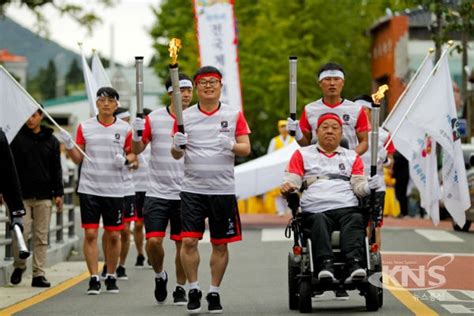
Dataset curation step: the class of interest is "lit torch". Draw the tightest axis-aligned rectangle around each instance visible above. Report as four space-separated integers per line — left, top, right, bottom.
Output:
289 56 297 137
169 38 185 149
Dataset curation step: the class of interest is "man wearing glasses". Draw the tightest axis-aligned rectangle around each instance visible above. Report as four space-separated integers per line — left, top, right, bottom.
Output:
171 66 251 314
59 87 133 295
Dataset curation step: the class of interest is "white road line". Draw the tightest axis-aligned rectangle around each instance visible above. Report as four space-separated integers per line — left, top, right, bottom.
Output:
382 251 474 257
261 228 290 242
414 229 464 242
440 304 473 314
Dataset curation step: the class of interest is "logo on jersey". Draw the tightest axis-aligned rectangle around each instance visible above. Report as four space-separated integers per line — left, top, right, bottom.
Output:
115 133 121 140
342 114 350 122
339 163 346 171
220 120 230 132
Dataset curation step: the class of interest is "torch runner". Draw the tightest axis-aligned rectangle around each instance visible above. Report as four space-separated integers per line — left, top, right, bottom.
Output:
289 56 298 137
169 38 185 149
135 56 144 137
369 84 388 244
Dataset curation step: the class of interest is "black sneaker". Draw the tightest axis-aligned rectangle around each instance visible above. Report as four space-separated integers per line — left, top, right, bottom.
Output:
346 258 367 282
100 264 107 280
32 276 51 288
105 276 119 293
334 289 349 300
135 254 145 267
116 266 128 280
187 289 202 314
154 272 168 303
206 292 223 314
87 277 101 295
173 286 187 305
10 267 25 285
317 259 335 281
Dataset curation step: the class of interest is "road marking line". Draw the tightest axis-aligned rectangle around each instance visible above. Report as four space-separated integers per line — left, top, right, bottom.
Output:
414 229 463 242
261 228 288 242
440 304 473 314
384 273 438 316
0 264 103 316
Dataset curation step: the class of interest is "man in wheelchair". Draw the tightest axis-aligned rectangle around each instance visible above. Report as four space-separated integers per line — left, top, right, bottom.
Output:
281 113 382 309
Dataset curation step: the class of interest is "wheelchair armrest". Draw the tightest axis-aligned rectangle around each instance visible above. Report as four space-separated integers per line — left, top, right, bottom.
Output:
287 192 300 217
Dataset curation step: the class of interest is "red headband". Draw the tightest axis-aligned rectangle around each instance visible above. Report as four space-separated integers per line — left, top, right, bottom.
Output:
194 72 222 84
317 113 342 127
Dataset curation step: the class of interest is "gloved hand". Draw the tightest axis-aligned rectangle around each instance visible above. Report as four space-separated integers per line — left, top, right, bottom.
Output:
365 174 382 194
287 117 303 141
132 117 145 142
173 132 188 151
114 154 127 168
59 129 74 150
377 148 388 166
10 216 24 232
218 134 235 151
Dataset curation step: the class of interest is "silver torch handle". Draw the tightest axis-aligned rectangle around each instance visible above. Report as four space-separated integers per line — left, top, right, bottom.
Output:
13 224 30 260
135 56 144 136
289 56 297 137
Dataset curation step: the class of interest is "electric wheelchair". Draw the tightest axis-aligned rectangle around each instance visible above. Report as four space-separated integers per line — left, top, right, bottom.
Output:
285 190 383 313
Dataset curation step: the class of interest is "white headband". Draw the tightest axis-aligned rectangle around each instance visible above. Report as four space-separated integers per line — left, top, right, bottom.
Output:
167 79 194 93
354 99 372 109
116 111 130 119
318 70 345 81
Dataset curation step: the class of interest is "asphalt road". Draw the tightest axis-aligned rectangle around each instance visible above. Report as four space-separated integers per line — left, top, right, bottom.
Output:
15 226 474 315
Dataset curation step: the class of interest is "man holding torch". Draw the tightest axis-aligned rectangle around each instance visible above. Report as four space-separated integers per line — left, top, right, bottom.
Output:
59 87 131 295
131 73 193 305
287 62 369 155
171 66 251 314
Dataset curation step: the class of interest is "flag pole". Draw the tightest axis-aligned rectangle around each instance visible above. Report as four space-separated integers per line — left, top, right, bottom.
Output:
384 42 454 150
382 48 434 129
0 65 91 161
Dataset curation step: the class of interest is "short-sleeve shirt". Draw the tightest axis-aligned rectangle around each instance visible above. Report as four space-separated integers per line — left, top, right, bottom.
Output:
173 102 251 195
299 99 369 149
287 145 364 213
76 116 131 197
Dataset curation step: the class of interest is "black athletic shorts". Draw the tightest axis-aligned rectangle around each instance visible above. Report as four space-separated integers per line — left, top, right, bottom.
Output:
143 196 182 241
79 193 124 231
123 195 136 223
180 191 242 244
135 191 146 221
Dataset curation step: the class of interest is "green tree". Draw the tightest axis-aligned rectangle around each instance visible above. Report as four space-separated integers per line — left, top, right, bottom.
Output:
37 59 57 100
65 58 82 85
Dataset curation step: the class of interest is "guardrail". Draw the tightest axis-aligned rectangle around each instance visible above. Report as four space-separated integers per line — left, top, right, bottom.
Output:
0 172 77 261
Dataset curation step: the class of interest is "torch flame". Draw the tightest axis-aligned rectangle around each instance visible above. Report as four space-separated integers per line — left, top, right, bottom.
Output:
168 38 182 65
371 84 389 105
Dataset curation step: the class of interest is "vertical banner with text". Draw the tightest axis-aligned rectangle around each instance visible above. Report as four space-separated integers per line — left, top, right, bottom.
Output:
194 0 242 109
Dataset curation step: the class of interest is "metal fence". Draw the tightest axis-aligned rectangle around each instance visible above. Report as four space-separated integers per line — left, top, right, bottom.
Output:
0 172 77 261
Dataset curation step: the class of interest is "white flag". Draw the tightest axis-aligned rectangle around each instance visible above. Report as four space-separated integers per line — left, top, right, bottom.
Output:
0 66 38 143
80 47 99 116
384 57 441 223
400 52 470 226
91 51 111 88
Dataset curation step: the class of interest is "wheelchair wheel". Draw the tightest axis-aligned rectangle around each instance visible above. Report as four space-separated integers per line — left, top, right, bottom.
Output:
374 253 383 307
299 278 312 313
288 253 300 310
365 282 380 311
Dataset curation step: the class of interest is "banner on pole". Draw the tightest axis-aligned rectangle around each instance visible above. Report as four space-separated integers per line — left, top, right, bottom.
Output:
193 0 242 109
0 66 38 143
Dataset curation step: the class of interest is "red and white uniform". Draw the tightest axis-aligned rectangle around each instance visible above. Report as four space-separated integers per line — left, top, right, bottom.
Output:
299 99 369 149
287 144 364 213
132 147 151 193
173 103 251 195
76 117 131 197
141 107 183 200
361 129 395 192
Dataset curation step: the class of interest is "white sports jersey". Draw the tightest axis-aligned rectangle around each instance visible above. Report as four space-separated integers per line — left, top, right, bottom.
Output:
300 99 369 150
76 117 131 197
132 146 151 192
176 103 250 195
143 107 184 200
287 145 364 214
